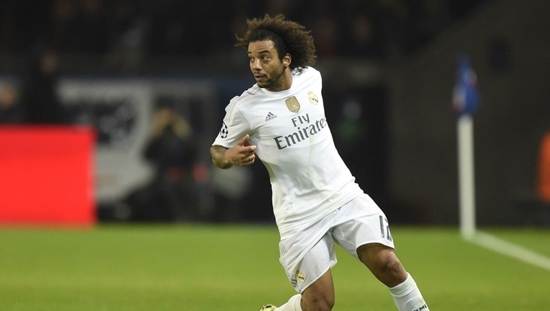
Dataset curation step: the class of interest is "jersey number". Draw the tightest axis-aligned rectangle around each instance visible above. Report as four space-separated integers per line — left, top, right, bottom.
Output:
379 215 393 242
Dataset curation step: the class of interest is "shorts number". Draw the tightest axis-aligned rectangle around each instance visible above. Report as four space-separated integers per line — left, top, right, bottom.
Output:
379 215 393 242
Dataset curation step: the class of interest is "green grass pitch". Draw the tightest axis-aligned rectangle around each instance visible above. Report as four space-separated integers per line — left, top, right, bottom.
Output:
0 225 548 311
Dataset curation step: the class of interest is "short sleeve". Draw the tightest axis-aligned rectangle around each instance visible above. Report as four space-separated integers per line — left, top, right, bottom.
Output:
212 97 251 148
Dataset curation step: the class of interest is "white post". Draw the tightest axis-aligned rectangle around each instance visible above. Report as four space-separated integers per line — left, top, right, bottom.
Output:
458 115 476 239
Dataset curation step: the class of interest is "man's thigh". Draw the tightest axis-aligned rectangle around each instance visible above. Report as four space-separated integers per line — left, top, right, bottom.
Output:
331 196 395 258
283 232 337 294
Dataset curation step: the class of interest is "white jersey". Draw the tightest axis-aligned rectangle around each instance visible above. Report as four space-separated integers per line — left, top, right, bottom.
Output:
213 67 363 239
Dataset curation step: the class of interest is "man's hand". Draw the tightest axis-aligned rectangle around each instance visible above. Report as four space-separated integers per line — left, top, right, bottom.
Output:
211 135 257 169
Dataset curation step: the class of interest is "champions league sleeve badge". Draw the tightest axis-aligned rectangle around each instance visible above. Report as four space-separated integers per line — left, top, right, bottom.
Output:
219 122 229 138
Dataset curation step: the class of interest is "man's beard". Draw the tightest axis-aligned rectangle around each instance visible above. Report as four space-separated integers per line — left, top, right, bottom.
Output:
258 66 286 90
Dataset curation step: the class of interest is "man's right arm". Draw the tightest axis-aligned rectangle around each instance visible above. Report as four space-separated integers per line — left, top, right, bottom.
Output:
210 145 233 169
210 135 257 169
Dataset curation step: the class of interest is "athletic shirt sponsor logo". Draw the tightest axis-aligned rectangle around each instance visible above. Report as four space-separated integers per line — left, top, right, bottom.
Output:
273 113 327 150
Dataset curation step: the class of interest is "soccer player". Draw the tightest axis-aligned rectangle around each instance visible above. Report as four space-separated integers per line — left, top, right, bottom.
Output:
210 14 430 311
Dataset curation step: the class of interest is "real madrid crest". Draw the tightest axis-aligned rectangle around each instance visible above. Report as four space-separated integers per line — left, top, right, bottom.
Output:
308 91 319 105
285 96 301 113
296 271 305 283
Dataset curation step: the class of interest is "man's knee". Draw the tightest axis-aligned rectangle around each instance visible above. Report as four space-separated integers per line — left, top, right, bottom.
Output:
357 244 407 286
378 254 404 277
301 294 334 311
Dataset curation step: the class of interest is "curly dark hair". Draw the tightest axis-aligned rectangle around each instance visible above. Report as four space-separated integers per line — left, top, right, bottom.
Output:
235 14 317 69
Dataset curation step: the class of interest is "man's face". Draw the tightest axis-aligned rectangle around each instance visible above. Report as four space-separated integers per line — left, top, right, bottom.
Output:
248 40 288 91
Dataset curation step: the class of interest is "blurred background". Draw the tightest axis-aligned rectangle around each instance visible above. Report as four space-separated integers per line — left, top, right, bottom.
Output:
0 0 549 227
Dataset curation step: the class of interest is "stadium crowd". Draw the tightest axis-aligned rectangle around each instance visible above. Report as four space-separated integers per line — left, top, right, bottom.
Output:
0 0 489 72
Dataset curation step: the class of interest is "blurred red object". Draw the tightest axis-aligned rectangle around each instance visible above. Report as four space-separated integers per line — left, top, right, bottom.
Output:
0 126 95 227
538 131 550 204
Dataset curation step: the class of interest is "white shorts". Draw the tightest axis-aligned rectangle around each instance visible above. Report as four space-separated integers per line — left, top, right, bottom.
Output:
278 193 395 293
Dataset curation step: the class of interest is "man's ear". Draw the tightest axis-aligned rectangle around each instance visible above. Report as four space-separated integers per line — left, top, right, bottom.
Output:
283 54 292 68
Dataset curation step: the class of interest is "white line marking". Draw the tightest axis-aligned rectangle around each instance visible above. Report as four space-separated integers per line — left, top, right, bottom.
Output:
465 231 550 271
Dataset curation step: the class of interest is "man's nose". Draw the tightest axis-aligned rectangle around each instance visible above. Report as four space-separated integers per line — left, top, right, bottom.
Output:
251 59 261 70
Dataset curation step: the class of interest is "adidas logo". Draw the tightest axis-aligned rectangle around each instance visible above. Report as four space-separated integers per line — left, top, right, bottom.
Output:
412 303 428 311
265 112 277 121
